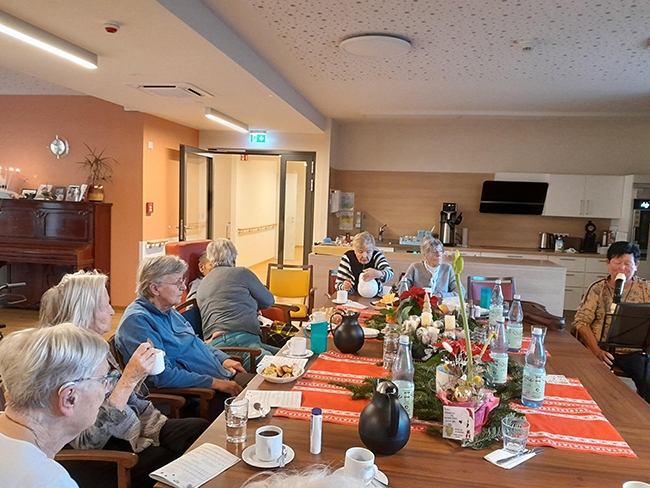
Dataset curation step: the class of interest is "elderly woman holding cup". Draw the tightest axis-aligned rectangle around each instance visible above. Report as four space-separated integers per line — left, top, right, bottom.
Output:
39 270 208 488
335 232 394 297
0 325 111 487
398 236 463 300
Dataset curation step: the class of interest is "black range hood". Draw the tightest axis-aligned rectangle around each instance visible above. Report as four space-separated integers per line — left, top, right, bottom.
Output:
479 181 549 215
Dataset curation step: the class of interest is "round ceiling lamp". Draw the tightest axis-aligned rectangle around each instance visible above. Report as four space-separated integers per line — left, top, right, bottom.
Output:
339 35 411 58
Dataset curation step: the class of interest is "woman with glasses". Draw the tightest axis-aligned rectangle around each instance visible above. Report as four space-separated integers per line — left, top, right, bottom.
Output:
115 255 247 419
335 232 394 296
198 239 278 367
398 236 463 299
0 324 110 487
40 270 209 488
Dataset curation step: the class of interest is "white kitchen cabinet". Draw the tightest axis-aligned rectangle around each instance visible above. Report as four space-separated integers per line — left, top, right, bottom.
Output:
443 250 481 257
564 286 585 311
542 174 625 218
479 252 534 260
585 257 608 273
547 255 586 272
548 255 586 311
542 175 585 217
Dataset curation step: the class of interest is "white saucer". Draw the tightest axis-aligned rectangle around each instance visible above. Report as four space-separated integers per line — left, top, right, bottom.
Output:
282 349 314 359
332 298 348 305
362 327 379 339
334 467 389 486
242 444 295 468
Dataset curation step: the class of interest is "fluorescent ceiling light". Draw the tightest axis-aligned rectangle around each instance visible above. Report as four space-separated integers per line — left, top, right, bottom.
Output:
0 9 97 69
205 107 249 133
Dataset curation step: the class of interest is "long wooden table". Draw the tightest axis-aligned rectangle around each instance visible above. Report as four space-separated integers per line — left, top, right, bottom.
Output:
158 327 650 487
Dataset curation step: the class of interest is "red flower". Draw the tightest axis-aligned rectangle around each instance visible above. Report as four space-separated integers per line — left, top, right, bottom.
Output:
399 286 439 310
435 339 493 362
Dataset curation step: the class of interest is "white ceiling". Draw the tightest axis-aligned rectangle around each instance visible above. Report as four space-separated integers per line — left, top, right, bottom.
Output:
1 0 650 134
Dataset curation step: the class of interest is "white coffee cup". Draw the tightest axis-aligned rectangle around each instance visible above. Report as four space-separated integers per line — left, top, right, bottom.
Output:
344 447 378 485
623 483 650 488
150 349 165 375
309 311 327 323
255 426 283 462
287 336 307 356
336 290 348 303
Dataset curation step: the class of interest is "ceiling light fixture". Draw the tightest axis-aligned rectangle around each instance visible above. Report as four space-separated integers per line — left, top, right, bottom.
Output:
0 9 98 69
339 35 412 58
204 107 249 133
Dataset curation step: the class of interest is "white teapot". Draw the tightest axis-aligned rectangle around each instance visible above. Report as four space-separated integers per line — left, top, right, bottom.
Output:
357 277 379 298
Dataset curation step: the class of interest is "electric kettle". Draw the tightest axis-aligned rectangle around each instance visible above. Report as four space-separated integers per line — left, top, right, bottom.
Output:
539 232 556 250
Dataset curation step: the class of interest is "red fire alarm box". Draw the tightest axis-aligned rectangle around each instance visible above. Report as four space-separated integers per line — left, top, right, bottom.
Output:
146 202 154 216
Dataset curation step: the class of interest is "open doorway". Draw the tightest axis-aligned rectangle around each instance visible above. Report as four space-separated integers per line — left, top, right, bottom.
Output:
179 146 315 279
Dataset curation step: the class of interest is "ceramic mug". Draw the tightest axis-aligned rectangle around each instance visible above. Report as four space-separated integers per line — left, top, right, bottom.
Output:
309 311 327 323
255 426 283 462
336 290 348 303
344 447 378 485
304 321 329 354
287 336 307 356
150 349 166 375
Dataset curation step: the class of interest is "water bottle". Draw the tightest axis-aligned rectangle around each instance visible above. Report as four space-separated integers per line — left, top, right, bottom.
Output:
392 335 415 418
522 327 547 408
488 280 504 331
382 324 399 370
487 316 508 384
507 294 524 352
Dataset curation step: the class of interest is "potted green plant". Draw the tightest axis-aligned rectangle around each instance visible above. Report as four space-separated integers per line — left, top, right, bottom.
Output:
77 144 116 202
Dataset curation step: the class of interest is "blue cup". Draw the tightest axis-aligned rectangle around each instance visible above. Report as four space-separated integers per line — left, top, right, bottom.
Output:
304 321 329 354
480 287 492 310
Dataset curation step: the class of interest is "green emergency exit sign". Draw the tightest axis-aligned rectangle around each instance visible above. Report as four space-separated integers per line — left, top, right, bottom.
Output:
250 132 267 143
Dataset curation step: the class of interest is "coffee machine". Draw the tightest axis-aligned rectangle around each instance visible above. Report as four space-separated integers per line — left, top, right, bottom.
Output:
440 203 463 246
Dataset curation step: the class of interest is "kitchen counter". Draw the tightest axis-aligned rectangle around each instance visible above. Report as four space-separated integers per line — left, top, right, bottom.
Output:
313 243 603 258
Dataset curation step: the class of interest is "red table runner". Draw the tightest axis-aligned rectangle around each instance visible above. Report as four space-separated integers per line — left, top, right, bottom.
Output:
512 378 636 458
275 352 636 457
274 351 439 433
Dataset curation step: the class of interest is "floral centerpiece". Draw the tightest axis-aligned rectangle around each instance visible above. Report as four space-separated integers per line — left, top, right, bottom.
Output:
336 251 523 448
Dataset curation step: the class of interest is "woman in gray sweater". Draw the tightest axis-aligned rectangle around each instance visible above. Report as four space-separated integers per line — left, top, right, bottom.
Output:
197 239 279 366
398 236 464 300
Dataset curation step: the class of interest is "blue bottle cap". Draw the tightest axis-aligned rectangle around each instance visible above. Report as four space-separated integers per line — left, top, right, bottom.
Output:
312 407 322 415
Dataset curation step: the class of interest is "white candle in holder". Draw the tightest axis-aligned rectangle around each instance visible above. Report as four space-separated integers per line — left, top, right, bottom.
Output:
444 315 456 330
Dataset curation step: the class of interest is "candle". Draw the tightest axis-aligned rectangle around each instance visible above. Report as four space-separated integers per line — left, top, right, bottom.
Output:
421 311 433 326
444 315 456 330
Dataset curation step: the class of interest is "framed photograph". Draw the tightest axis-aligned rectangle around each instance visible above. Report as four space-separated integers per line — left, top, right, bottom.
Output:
66 185 81 202
35 184 52 200
52 186 66 201
79 184 88 202
21 188 37 199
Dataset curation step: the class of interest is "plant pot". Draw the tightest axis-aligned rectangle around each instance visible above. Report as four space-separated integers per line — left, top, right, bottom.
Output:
88 185 104 202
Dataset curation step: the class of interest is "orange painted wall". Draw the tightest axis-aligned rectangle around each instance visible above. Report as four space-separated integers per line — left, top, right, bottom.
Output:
0 95 198 307
142 114 199 241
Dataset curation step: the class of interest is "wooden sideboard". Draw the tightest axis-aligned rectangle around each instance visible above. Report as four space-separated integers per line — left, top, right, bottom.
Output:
0 199 111 308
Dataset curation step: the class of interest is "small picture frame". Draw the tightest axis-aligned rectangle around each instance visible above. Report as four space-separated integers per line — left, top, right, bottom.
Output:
52 186 66 201
66 185 81 202
79 184 88 202
21 188 37 199
35 184 52 200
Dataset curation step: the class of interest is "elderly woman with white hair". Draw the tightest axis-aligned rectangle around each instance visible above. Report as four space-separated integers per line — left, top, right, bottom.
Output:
115 254 247 420
197 238 278 366
335 231 394 296
40 271 209 488
398 236 464 299
0 324 112 487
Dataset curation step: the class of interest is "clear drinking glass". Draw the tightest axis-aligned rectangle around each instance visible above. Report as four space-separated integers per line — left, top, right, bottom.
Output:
225 397 249 443
383 331 399 370
501 416 530 453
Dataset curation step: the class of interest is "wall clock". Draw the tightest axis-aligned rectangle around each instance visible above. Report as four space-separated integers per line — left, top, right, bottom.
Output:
50 135 69 159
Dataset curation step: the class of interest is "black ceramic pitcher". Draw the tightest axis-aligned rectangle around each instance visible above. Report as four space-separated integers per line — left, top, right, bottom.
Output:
359 380 411 455
331 310 364 354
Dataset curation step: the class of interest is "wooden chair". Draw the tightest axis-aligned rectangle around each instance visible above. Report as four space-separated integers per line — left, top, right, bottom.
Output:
165 240 211 301
0 381 138 488
467 276 516 304
266 263 315 323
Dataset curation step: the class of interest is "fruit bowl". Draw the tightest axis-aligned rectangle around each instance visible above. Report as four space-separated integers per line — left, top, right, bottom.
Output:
257 363 305 384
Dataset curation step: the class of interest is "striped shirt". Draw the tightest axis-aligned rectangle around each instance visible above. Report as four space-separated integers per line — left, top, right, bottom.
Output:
335 249 394 294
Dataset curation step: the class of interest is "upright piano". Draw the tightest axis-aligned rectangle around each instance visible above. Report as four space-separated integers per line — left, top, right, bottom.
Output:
0 199 111 308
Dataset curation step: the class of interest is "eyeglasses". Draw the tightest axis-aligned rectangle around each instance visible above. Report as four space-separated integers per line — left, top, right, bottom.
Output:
157 278 186 290
57 370 121 396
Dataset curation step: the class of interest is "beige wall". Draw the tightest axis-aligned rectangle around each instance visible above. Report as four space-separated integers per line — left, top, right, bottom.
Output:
332 117 650 174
